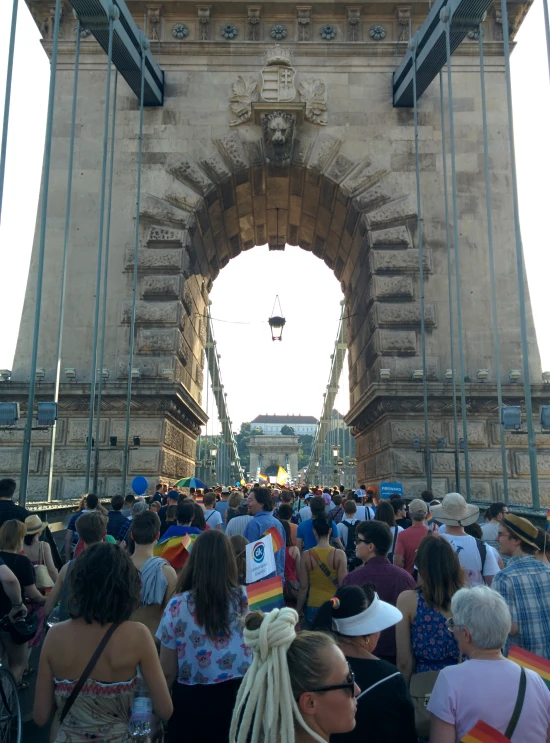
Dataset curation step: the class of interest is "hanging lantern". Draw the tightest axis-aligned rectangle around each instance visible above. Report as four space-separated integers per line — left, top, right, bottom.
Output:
268 295 286 341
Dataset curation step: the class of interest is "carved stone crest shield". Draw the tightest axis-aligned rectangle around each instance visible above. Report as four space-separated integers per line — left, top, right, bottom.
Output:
261 65 296 102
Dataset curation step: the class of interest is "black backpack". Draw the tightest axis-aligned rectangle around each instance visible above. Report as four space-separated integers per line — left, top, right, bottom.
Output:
475 538 487 578
344 520 361 571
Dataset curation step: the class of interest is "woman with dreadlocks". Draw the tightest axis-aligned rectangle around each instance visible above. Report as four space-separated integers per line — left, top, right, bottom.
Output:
230 607 359 743
33 542 172 741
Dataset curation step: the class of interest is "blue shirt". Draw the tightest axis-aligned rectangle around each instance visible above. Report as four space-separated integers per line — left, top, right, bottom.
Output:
296 519 340 550
162 525 202 540
492 554 550 658
215 500 230 531
244 511 286 578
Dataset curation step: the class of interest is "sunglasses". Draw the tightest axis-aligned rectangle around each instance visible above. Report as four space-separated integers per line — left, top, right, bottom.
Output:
309 664 356 697
356 538 369 545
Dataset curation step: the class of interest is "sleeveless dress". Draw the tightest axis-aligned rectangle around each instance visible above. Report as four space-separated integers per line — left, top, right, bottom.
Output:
305 547 338 627
52 676 137 742
411 591 460 673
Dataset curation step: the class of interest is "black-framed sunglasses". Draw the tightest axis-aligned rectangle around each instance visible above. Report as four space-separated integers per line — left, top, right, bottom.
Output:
309 664 356 697
356 538 369 545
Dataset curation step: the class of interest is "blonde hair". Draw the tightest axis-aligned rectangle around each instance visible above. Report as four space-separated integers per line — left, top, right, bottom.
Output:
230 608 334 743
0 520 27 551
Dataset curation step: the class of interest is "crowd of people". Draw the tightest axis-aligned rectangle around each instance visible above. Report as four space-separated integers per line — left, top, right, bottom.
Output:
0 476 549 742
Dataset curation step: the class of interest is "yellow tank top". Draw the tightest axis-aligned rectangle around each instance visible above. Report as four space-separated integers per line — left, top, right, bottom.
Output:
307 547 338 608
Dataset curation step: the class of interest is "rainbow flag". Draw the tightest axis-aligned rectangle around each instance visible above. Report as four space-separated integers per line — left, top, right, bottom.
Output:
258 473 268 483
508 646 550 689
425 512 434 526
263 525 284 553
153 532 198 569
546 508 550 532
461 720 510 743
246 576 284 613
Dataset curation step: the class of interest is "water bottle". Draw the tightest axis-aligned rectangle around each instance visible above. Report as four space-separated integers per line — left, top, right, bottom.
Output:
128 674 152 738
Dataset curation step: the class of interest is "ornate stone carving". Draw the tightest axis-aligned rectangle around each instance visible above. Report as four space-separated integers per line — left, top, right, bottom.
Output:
271 24 287 40
202 153 232 182
169 156 214 196
221 24 238 40
467 28 480 40
298 79 328 125
308 134 341 175
172 23 189 39
347 7 361 41
396 6 412 42
215 133 248 172
197 6 212 41
296 6 312 41
262 111 296 165
78 26 91 38
229 75 259 126
247 6 261 41
369 24 386 40
146 6 161 41
320 24 337 40
125 248 185 272
261 46 296 103
147 226 186 245
325 153 355 182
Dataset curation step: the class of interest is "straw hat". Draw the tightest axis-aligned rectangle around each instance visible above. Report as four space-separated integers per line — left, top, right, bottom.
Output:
502 514 539 549
24 514 47 535
429 492 479 527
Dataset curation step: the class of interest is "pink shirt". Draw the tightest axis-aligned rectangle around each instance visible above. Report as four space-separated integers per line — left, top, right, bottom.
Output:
394 524 428 575
427 658 550 742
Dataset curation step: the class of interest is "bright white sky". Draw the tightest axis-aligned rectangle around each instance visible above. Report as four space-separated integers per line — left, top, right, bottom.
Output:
0 2 548 438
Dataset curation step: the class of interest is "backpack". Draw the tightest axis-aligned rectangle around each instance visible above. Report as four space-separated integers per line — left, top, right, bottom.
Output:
291 512 302 525
475 538 487 578
388 527 399 564
343 520 361 572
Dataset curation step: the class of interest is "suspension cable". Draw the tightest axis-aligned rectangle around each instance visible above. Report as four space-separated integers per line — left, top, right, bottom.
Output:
93 70 118 492
478 23 508 503
121 32 147 495
499 0 540 508
85 7 117 492
439 72 460 493
47 17 82 502
411 35 432 491
19 0 62 506
0 0 18 227
442 10 472 501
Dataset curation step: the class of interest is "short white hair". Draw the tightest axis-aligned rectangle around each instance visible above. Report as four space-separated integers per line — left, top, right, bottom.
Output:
451 586 511 649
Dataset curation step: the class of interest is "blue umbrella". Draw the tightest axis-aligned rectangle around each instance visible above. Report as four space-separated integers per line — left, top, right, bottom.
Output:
172 476 208 489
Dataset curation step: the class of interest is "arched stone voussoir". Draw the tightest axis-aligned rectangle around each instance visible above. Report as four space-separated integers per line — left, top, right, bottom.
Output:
169 155 216 197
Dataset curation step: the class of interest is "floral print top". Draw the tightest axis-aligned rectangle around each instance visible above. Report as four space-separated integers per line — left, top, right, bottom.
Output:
156 588 251 685
411 590 460 674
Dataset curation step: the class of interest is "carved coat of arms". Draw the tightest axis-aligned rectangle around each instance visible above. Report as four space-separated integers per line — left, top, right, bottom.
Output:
260 45 296 103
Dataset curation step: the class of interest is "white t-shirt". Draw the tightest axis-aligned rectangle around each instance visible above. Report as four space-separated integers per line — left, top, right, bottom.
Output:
481 521 499 542
428 659 550 742
337 518 360 548
438 523 447 534
441 533 499 585
299 505 312 521
204 509 223 529
354 505 374 521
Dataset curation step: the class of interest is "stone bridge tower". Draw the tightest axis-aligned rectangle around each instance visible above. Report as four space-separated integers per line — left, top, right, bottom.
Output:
2 0 549 505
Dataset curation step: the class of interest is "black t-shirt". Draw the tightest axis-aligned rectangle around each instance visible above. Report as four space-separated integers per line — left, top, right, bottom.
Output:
0 551 35 616
396 517 412 530
331 657 417 743
107 510 127 539
0 500 29 527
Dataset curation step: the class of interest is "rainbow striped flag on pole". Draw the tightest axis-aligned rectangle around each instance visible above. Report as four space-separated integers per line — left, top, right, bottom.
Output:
546 507 550 532
153 532 198 570
461 720 511 742
246 576 284 613
262 525 284 553
508 646 550 689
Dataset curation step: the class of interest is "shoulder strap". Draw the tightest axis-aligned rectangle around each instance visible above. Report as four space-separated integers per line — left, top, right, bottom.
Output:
205 510 215 523
39 541 45 565
310 548 338 586
59 623 120 726
356 672 401 701
504 667 526 739
476 538 487 575
391 527 399 554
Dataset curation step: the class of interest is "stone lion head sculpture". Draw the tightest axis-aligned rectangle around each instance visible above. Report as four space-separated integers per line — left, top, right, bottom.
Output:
263 111 295 164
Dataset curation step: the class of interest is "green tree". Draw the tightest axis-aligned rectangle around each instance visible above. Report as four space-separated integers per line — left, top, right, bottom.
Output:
280 425 295 435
